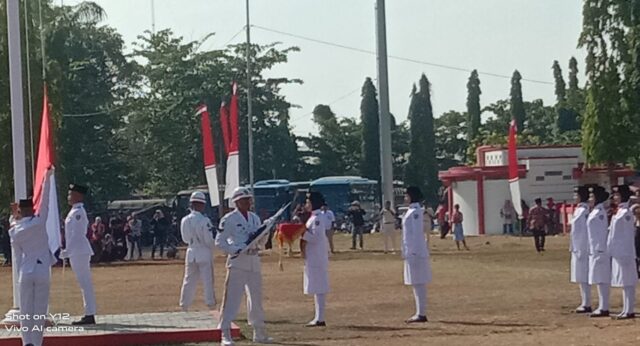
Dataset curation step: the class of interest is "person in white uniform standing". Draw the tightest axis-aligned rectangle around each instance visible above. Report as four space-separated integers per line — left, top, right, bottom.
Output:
179 191 216 311
401 186 432 323
61 183 97 325
380 201 397 254
8 170 56 346
586 185 611 318
216 187 272 346
608 184 638 320
570 185 592 313
301 192 330 327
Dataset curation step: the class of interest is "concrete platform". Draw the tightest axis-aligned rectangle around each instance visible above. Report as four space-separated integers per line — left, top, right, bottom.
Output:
0 311 241 346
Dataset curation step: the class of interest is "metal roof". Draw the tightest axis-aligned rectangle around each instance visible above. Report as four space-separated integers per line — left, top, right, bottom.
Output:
311 176 377 186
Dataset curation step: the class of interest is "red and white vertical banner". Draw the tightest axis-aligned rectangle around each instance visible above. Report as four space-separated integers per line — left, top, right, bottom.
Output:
224 82 240 200
33 85 61 255
508 119 523 216
197 104 220 207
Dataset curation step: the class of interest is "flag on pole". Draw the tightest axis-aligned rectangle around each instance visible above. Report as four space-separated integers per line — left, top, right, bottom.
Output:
219 102 230 155
224 82 240 200
32 85 61 255
508 119 523 216
197 104 220 207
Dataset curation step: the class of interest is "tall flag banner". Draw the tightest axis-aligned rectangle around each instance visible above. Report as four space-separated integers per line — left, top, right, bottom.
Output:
219 102 230 155
33 85 61 255
197 105 220 207
508 119 523 216
224 82 240 200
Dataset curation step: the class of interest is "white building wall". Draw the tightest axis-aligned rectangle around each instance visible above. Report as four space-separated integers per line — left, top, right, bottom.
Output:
452 181 479 236
483 180 511 235
483 146 583 167
519 157 580 205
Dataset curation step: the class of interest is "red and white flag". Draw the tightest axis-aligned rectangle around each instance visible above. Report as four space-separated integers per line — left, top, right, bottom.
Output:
33 85 61 255
508 119 523 216
197 105 220 207
224 82 240 200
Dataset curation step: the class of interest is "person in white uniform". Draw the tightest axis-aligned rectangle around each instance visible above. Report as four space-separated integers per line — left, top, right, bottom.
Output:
216 187 272 346
401 186 432 323
586 185 611 318
60 184 97 325
301 192 330 327
608 184 638 320
380 201 397 254
179 191 216 311
321 203 336 254
570 186 592 313
8 170 56 346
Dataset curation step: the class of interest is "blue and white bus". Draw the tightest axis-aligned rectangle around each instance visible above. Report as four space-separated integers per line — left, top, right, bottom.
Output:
309 176 379 224
253 180 296 221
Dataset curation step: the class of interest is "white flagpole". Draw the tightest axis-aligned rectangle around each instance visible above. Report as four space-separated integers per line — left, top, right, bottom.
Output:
246 0 254 189
4 0 28 325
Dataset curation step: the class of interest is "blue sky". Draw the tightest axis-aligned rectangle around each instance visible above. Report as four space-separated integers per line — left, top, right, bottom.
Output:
66 0 586 135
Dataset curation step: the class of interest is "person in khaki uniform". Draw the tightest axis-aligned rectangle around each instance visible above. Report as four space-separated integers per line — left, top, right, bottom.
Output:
528 198 548 252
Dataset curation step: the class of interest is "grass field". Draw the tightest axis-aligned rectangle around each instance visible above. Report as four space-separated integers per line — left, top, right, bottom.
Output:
1 232 639 345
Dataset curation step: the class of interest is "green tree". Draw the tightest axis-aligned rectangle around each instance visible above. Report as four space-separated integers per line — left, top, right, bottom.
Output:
435 110 468 169
510 70 526 131
405 75 438 204
567 57 583 112
552 60 566 103
466 69 481 144
359 77 381 182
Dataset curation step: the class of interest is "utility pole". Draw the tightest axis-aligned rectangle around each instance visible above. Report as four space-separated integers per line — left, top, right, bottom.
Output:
151 0 156 34
375 0 394 207
246 0 255 189
4 0 27 323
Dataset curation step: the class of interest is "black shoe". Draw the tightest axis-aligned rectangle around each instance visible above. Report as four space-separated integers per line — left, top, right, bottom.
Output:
612 313 635 320
405 315 428 324
305 321 326 327
72 315 96 325
589 310 610 318
574 306 592 314
350 247 356 250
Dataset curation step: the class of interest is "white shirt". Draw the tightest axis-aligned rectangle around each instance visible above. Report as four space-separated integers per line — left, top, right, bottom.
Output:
402 203 429 259
323 209 335 224
181 210 215 263
216 209 264 271
570 203 589 255
587 203 609 255
381 209 395 224
9 177 56 275
303 210 329 268
64 203 94 257
607 202 636 258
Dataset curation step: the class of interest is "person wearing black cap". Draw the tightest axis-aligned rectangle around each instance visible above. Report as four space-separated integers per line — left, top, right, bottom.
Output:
401 186 432 323
569 186 592 313
301 191 330 327
8 170 56 346
587 185 611 318
607 184 638 320
61 183 97 325
528 198 548 252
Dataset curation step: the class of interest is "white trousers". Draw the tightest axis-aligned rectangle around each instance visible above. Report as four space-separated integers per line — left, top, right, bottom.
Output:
621 286 636 315
579 282 592 308
382 225 396 252
412 284 427 316
314 294 326 322
596 284 610 312
179 260 215 309
19 263 51 346
70 255 97 315
219 268 265 330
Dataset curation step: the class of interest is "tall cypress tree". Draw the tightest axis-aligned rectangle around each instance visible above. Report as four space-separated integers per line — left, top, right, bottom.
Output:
405 75 438 204
359 77 381 182
567 57 580 106
510 70 526 131
466 69 482 143
552 60 566 103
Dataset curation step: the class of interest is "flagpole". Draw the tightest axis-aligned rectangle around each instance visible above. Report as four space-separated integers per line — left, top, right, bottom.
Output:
245 0 255 189
4 0 28 324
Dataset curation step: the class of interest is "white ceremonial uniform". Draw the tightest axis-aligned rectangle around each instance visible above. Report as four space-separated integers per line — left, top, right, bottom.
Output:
608 202 638 287
215 209 267 331
9 177 56 346
587 204 611 285
323 209 335 229
402 203 432 285
179 210 216 310
570 202 590 283
303 210 330 295
64 202 97 316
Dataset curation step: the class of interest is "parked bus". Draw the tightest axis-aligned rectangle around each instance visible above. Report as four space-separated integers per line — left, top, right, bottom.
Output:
309 176 379 225
253 180 295 221
173 185 220 223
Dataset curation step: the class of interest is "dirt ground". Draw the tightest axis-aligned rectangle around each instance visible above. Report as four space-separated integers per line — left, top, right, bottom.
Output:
1 232 640 346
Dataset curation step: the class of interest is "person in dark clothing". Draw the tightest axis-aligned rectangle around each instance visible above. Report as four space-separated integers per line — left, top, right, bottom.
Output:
348 201 366 250
529 198 548 252
150 209 170 259
0 217 11 265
